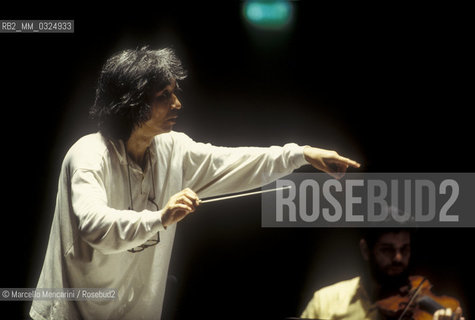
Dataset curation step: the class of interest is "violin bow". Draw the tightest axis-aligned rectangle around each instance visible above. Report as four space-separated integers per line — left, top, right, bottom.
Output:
397 277 428 320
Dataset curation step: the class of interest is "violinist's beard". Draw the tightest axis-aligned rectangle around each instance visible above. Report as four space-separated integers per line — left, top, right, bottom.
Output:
367 259 410 294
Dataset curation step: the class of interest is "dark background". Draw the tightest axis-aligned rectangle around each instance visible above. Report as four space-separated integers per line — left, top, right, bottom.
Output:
1 2 473 319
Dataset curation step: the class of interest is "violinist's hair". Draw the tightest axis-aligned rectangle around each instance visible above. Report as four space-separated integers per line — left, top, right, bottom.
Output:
361 228 415 249
89 46 187 140
360 205 417 249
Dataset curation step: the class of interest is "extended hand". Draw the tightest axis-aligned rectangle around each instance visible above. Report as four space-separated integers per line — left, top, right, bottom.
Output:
161 188 200 227
303 146 361 179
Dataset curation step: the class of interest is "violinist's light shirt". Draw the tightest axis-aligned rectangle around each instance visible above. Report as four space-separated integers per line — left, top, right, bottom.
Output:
301 276 379 320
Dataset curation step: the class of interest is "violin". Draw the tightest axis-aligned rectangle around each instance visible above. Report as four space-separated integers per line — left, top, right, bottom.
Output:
376 275 461 320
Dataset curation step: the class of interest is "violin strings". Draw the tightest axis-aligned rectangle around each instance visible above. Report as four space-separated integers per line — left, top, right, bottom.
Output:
397 277 427 320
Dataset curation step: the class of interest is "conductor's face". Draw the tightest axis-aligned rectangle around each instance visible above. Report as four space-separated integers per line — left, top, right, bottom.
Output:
143 80 182 135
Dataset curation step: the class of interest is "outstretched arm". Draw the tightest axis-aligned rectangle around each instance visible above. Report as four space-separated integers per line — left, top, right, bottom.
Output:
178 132 361 199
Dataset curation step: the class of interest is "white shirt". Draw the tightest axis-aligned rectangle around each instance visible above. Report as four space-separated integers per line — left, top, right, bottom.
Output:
30 131 308 320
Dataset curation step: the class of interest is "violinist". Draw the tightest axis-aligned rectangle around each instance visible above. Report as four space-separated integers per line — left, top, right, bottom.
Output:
300 228 464 320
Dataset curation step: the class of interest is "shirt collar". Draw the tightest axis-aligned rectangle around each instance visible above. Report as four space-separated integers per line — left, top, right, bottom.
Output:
107 136 157 167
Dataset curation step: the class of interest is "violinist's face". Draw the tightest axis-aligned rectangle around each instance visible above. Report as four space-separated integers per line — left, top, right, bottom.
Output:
370 231 411 277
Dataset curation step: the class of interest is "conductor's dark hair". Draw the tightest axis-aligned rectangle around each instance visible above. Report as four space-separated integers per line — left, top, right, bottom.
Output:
89 47 187 140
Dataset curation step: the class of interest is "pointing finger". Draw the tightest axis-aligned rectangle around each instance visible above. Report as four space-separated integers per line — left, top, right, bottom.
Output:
337 155 361 168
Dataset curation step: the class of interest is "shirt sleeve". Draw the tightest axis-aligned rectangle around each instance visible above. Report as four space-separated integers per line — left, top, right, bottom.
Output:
178 133 309 198
71 168 166 254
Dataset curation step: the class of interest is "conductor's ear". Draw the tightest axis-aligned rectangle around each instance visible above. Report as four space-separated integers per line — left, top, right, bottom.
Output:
360 239 370 261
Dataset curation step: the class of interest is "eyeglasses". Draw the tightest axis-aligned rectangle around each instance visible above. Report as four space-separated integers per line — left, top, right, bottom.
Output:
126 148 160 253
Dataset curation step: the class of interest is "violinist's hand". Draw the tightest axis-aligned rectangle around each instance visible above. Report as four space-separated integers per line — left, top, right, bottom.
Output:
303 146 361 179
433 307 464 320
